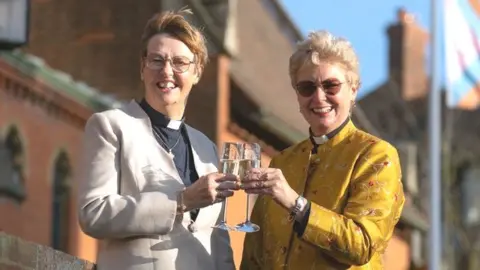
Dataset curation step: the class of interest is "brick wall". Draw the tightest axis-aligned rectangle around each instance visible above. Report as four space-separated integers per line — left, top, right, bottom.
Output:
26 0 162 100
0 232 95 270
383 233 411 270
386 9 428 101
184 55 231 144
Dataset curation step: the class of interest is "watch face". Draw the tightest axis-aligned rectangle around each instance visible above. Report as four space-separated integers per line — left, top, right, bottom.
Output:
297 196 307 208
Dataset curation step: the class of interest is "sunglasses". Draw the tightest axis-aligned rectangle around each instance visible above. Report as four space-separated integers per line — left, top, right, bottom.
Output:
295 79 344 97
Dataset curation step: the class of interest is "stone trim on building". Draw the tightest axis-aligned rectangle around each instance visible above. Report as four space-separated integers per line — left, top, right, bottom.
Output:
0 232 96 270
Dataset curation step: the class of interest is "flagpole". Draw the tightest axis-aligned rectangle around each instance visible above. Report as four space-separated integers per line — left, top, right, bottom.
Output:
429 0 442 269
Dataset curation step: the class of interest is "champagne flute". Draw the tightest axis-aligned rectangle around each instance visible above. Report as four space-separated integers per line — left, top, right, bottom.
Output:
235 143 261 233
212 142 243 231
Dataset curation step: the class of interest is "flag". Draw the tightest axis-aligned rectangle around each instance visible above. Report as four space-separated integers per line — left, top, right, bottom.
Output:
444 0 480 109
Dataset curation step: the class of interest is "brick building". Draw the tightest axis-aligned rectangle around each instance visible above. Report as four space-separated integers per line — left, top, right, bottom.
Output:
356 9 480 270
0 1 430 269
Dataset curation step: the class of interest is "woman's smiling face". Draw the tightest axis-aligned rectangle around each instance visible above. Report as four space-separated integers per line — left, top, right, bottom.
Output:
295 61 357 136
141 33 199 110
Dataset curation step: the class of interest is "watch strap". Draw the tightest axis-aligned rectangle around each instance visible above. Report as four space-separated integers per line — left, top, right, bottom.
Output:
176 190 187 215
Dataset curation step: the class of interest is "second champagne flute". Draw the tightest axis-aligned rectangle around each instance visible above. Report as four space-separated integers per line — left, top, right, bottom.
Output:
212 142 243 231
235 143 261 233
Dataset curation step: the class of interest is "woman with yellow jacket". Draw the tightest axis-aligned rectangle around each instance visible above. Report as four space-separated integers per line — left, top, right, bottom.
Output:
240 30 405 270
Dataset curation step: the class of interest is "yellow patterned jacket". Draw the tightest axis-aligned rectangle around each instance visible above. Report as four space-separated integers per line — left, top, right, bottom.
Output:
240 120 405 270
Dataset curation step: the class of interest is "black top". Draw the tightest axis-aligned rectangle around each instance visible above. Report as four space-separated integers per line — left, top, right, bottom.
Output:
139 99 199 220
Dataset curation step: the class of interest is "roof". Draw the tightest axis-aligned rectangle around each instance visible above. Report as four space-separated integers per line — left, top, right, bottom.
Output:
229 0 310 146
356 80 424 142
265 0 304 41
358 80 480 163
187 0 234 56
0 50 123 112
230 68 308 145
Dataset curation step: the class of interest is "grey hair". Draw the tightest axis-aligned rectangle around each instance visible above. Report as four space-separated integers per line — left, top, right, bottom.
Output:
289 30 361 90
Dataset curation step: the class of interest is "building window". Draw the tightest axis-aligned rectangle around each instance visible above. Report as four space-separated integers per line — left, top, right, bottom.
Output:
460 166 480 227
0 126 26 202
51 150 71 252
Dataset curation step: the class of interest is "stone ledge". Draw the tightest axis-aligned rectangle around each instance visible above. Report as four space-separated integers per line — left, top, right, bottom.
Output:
0 232 96 270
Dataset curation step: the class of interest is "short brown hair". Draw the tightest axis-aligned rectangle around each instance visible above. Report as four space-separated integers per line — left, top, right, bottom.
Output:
141 8 208 74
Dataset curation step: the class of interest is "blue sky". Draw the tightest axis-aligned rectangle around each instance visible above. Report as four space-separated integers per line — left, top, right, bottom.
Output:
279 0 443 99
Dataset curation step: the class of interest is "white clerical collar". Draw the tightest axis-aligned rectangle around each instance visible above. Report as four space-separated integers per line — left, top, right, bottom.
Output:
166 120 183 130
312 135 329 145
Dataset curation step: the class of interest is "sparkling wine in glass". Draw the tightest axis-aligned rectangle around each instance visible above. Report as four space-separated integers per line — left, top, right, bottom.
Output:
235 143 261 233
212 142 242 231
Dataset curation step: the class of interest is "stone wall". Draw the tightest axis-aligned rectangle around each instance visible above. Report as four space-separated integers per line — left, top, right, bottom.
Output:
0 232 95 270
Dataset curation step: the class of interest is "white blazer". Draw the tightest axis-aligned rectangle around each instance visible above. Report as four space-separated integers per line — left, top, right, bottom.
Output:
77 100 235 270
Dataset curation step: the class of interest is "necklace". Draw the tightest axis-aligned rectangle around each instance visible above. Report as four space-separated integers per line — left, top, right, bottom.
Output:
152 127 182 158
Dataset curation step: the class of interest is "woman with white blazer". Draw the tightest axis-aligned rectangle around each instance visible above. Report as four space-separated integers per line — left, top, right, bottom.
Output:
77 9 237 270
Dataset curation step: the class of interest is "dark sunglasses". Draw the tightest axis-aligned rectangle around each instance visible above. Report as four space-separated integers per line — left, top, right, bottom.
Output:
295 79 344 97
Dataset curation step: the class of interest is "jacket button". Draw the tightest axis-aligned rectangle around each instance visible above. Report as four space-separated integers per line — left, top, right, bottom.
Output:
280 246 287 254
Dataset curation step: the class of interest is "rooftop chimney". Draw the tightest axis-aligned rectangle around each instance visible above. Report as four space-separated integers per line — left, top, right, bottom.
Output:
387 8 428 101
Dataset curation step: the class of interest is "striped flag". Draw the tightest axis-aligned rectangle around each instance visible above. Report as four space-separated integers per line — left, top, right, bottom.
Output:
444 0 480 109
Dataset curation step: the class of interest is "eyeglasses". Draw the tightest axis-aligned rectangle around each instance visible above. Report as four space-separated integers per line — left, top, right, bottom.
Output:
144 54 195 73
295 79 344 97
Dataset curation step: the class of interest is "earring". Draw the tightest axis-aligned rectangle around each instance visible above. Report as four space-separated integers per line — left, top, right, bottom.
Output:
349 100 356 116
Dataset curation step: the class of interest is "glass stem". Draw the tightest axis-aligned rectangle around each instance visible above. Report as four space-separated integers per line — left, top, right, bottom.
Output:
245 194 251 223
223 197 228 223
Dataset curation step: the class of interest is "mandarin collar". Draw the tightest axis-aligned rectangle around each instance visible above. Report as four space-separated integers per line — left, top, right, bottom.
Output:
139 99 183 130
309 117 350 145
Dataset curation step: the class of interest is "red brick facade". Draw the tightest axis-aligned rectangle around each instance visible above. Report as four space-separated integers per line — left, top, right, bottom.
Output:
0 56 95 259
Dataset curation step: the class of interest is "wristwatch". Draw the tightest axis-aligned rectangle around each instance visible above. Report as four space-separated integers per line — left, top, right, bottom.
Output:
289 195 307 221
176 190 187 215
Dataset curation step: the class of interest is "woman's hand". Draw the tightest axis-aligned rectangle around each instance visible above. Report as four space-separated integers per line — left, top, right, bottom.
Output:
183 173 240 210
242 168 299 211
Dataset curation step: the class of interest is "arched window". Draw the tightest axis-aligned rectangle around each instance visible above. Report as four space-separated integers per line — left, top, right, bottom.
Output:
51 150 71 252
0 126 26 202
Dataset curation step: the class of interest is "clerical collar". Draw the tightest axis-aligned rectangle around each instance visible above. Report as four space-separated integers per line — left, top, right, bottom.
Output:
139 99 183 130
309 118 349 145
